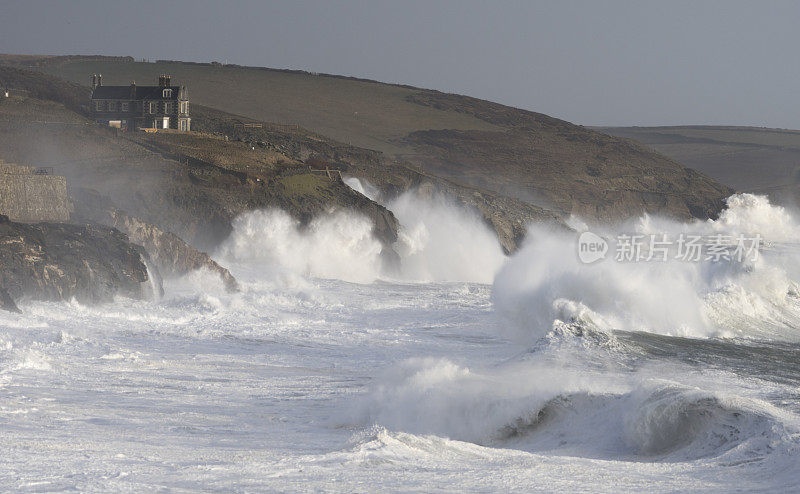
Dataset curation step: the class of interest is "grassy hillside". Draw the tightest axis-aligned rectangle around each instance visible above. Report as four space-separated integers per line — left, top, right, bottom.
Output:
598 126 800 204
33 58 499 155
3 55 733 222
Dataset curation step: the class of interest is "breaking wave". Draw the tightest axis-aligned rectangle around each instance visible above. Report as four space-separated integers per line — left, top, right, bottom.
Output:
216 180 506 283
216 209 383 284
349 356 800 464
347 193 800 480
386 191 506 283
493 194 800 343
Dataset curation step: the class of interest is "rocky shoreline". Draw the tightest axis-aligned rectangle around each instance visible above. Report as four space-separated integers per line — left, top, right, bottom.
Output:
0 214 159 311
0 63 739 309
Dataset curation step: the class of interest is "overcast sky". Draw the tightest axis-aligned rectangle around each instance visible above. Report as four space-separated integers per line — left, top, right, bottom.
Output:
2 0 799 128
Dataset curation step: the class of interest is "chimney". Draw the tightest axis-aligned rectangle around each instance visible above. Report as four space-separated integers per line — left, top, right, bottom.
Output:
91 74 97 90
158 75 166 87
130 81 136 99
97 74 102 86
165 75 171 87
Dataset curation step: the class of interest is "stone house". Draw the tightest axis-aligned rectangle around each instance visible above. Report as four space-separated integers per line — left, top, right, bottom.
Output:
90 74 190 131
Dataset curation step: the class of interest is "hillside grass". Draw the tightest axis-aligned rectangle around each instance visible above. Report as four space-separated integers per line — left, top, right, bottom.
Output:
37 60 499 154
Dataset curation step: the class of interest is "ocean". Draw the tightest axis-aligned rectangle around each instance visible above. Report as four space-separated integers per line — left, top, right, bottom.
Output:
1 188 798 492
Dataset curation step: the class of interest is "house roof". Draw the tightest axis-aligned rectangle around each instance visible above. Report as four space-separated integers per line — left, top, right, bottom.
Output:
92 85 183 101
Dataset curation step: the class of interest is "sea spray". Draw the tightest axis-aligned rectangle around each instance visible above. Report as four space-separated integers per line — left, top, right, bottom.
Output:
217 180 506 283
386 191 506 283
344 176 381 201
216 209 383 284
493 193 800 343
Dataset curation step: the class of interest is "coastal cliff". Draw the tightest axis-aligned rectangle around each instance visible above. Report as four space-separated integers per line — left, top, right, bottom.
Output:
0 61 734 263
0 214 159 309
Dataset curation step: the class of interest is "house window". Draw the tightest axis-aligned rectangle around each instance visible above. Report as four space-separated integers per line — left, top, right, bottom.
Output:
148 102 156 114
162 88 172 98
94 100 103 112
108 101 117 112
164 102 173 114
121 101 129 112
180 101 188 114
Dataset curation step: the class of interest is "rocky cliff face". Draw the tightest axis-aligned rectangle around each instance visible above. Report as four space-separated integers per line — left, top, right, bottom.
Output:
0 215 158 308
190 105 563 253
70 188 239 292
107 210 239 292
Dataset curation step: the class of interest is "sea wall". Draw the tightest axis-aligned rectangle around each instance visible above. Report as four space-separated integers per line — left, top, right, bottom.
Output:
0 160 71 222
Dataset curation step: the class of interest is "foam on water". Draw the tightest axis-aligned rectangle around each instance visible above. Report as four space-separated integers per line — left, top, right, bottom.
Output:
494 194 800 343
352 350 800 456
3 192 800 491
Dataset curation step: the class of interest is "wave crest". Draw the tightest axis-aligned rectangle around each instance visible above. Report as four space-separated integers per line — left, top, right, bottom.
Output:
493 194 800 343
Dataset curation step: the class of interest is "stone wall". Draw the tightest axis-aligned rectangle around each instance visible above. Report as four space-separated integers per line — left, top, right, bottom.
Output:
0 160 71 222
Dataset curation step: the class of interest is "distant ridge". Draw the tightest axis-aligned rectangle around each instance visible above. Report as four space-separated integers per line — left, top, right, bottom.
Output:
599 125 800 205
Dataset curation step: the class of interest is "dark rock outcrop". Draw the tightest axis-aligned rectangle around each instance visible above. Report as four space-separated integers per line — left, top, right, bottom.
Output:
71 189 239 292
0 286 20 313
107 210 239 292
0 214 158 304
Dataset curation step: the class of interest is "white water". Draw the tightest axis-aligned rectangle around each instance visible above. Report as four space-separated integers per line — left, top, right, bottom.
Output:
2 193 800 491
495 194 800 343
216 208 384 283
217 183 506 284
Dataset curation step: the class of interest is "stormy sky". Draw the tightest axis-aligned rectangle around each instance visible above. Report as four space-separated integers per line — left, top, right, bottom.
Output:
2 0 799 128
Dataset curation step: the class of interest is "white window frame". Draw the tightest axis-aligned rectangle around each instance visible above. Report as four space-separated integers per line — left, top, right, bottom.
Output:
162 88 173 98
121 101 129 112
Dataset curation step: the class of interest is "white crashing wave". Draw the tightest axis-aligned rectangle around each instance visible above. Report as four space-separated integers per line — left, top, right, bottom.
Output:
349 355 800 463
493 194 800 343
216 180 506 284
386 191 506 284
215 209 384 284
344 176 381 201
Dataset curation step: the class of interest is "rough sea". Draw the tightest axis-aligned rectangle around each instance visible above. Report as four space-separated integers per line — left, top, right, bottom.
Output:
1 186 798 492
